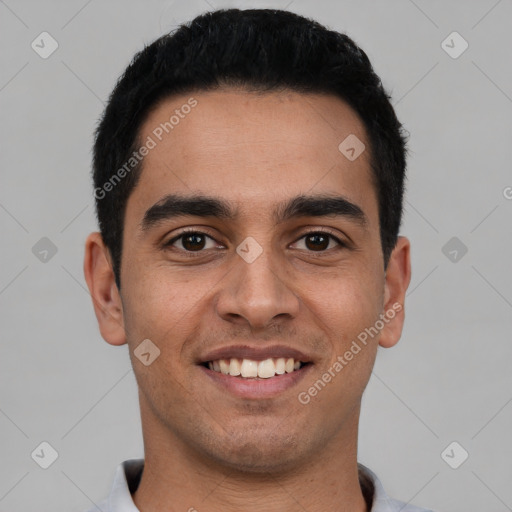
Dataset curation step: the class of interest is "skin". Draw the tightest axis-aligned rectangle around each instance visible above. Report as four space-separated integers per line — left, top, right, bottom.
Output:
84 88 411 512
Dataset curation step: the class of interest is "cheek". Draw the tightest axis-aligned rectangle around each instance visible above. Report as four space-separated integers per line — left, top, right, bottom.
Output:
122 270 205 411
305 268 383 337
121 263 202 348
301 267 383 390
301 278 381 410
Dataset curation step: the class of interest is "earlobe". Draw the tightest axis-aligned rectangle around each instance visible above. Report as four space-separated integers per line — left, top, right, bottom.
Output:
83 232 127 346
378 236 411 349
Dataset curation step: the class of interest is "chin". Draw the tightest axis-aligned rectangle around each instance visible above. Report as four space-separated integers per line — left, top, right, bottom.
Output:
205 429 307 475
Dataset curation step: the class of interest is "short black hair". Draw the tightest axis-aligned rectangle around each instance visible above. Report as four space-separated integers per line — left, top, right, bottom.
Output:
92 8 408 289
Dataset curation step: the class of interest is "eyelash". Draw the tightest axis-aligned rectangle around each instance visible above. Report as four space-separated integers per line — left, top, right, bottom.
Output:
163 228 347 254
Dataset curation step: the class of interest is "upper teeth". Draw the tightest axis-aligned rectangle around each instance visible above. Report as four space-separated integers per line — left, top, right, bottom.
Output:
208 357 302 378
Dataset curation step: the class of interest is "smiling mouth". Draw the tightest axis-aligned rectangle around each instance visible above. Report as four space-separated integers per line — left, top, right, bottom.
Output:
201 357 310 379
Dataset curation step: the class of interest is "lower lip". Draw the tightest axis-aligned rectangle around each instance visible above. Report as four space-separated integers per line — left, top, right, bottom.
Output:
199 364 313 399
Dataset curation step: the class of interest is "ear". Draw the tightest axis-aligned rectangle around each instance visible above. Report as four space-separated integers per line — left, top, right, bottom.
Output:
83 232 126 346
378 236 411 349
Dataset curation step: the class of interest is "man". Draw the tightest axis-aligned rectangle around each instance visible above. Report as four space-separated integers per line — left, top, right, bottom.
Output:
84 8 432 512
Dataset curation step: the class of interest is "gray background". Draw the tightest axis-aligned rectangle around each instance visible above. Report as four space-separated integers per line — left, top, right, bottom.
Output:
1 0 511 511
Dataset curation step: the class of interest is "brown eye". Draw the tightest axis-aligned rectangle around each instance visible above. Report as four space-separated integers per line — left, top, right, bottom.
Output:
293 231 345 252
305 233 330 251
165 231 218 252
181 233 207 251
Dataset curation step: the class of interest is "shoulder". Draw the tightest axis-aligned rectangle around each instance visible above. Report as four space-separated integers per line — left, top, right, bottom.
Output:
83 497 110 512
382 498 435 512
358 463 435 512
80 459 144 512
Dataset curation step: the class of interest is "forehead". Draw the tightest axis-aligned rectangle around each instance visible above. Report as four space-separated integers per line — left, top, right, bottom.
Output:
127 88 376 225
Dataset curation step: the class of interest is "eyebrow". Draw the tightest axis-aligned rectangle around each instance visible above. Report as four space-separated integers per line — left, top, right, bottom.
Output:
140 193 368 232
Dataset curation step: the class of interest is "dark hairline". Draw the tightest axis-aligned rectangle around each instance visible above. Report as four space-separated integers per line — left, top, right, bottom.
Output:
92 10 407 290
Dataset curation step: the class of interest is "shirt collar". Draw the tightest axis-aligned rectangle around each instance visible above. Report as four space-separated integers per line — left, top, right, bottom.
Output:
101 458 430 512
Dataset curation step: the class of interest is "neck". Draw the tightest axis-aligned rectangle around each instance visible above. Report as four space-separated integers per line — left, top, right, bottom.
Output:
133 403 369 512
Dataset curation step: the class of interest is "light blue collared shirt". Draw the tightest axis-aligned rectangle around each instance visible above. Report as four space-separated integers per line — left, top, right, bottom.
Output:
85 459 434 512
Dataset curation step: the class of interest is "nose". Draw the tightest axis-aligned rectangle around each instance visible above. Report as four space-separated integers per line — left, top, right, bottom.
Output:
215 246 300 331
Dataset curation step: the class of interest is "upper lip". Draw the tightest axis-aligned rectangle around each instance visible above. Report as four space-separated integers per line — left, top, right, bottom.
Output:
198 344 312 364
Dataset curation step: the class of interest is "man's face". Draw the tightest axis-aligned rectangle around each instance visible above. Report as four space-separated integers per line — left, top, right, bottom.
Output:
105 89 406 472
